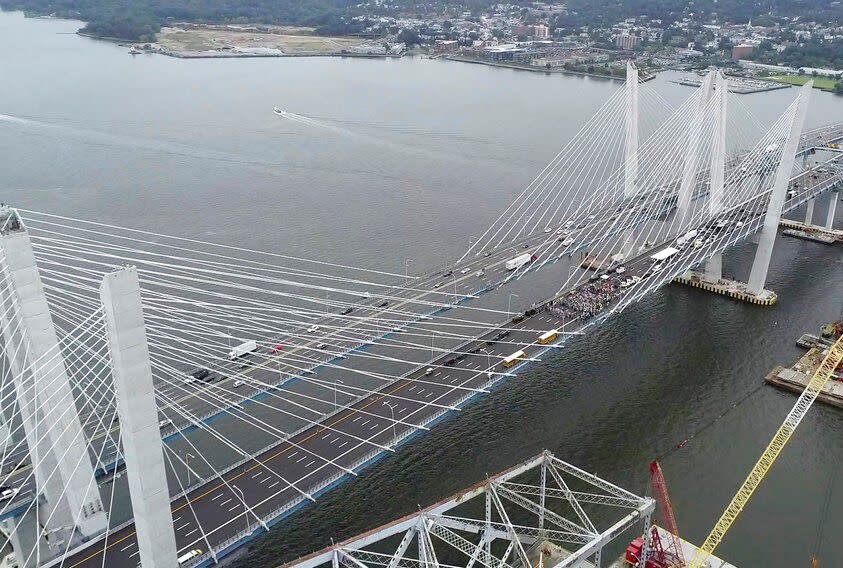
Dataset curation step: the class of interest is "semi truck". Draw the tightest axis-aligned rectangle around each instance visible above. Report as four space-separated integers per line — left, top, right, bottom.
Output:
228 339 258 360
505 253 535 271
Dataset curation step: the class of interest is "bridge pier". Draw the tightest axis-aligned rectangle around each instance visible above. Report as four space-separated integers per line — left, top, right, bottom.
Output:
0 207 107 561
1 507 41 568
100 266 178 568
804 198 815 225
826 191 838 229
701 72 727 284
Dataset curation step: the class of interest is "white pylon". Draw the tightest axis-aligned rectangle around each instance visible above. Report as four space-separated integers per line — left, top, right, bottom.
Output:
704 71 728 282
619 61 639 259
675 69 716 232
747 82 813 295
0 207 107 556
100 267 178 568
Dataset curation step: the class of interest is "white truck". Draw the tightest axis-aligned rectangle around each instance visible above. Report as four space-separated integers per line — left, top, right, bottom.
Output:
228 339 258 360
505 253 534 271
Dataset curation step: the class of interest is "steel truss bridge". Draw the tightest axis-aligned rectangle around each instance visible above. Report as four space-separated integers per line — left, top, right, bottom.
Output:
0 67 841 568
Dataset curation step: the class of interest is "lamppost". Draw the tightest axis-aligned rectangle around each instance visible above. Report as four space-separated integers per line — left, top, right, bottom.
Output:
232 485 250 534
186 452 196 486
508 293 519 315
480 348 493 378
405 258 413 286
382 401 397 443
334 378 344 411
430 331 440 360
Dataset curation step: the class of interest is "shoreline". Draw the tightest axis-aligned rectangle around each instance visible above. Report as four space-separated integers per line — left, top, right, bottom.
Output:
441 55 654 82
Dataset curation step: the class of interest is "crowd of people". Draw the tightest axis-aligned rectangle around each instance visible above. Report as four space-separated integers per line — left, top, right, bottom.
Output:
550 277 620 319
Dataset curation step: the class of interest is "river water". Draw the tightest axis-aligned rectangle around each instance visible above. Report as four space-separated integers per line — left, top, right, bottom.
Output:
1 10 841 568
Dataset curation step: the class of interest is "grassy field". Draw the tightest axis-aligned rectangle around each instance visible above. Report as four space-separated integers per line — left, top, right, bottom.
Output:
157 26 367 55
768 74 839 91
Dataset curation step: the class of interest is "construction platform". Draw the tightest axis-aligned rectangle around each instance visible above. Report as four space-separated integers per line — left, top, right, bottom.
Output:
780 218 843 244
765 348 843 409
674 274 777 306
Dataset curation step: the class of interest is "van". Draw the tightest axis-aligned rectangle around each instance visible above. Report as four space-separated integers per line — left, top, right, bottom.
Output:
233 380 244 388
178 549 203 565
307 325 319 333
425 367 434 375
317 343 328 350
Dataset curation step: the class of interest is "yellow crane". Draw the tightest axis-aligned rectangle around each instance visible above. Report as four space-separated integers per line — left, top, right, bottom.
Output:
687 334 843 568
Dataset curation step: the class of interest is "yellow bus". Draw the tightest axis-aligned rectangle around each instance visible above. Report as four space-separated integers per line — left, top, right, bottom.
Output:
538 330 559 345
502 350 526 368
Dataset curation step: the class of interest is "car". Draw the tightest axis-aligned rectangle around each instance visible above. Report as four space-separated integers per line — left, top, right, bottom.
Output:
271 344 284 353
544 227 552 233
442 271 453 278
307 325 320 333
460 268 470 274
523 243 529 249
191 368 209 380
425 367 434 375
182 376 198 385
362 291 371 298
587 214 596 221
475 270 485 277
159 419 172 428
444 358 457 366
0 486 18 501
483 251 492 257
317 343 328 350
433 282 442 288
233 380 244 388
340 307 353 315
377 300 389 308
615 266 626 274
564 220 574 228
556 229 564 235
600 274 610 280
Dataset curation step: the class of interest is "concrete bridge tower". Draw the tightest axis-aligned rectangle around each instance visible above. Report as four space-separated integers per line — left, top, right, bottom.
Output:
0 207 107 565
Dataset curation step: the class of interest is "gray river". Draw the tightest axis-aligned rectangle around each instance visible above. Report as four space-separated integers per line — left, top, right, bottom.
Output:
1 10 841 568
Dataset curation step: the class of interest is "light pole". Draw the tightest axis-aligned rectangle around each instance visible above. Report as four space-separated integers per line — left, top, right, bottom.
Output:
232 485 250 533
430 331 439 360
186 452 196 486
480 348 493 378
334 378 344 411
404 258 413 286
508 293 519 315
382 401 397 443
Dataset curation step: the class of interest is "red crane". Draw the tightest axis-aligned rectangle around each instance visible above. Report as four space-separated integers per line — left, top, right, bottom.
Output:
625 462 686 568
649 461 685 567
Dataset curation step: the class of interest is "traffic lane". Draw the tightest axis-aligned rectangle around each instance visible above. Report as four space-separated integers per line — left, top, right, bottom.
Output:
69 306 572 567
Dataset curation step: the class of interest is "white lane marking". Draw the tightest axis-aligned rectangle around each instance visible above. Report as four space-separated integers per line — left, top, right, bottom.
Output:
175 522 190 531
251 472 263 479
361 419 370 426
352 416 361 422
339 441 348 449
268 481 280 489
296 456 306 463
120 543 136 552
185 529 198 538
219 498 232 507
305 460 315 468
130 551 140 558
433 372 441 377
227 505 240 513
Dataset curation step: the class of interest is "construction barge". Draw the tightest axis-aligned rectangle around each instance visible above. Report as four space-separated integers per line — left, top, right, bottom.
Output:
764 321 843 409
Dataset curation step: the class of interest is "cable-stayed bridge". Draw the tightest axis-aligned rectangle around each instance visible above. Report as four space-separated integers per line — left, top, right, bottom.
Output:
0 66 841 568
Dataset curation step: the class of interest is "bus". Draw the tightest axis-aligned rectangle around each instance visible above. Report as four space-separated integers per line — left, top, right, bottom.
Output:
502 350 526 368
538 330 559 345
178 549 204 565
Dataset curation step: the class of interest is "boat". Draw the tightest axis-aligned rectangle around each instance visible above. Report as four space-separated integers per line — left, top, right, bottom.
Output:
273 107 288 117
